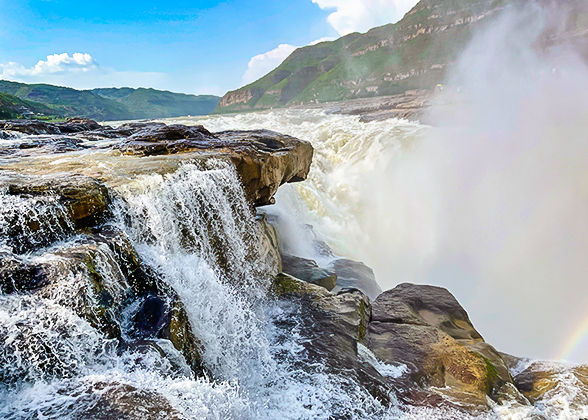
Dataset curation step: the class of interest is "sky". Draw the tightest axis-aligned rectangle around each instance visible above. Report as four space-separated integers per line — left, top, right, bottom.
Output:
0 0 419 96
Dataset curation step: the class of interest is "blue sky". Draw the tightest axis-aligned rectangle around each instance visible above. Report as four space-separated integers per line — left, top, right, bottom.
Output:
0 0 418 96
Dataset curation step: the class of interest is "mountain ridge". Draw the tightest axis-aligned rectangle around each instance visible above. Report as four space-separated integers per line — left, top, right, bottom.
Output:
0 80 220 121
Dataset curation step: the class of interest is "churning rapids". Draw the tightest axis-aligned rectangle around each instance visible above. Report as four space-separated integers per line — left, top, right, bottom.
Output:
0 109 587 420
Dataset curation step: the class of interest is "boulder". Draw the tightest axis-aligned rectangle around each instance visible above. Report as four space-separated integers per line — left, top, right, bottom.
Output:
281 254 337 291
366 283 524 408
16 135 86 153
71 382 186 420
3 229 204 377
55 117 104 133
328 258 382 300
117 124 216 156
0 253 47 294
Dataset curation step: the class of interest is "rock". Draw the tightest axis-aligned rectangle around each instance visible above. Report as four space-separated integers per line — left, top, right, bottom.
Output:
75 382 186 420
281 254 337 291
24 230 203 376
0 120 61 135
366 283 524 408
16 135 86 153
1 174 111 253
5 174 110 228
256 213 282 275
271 273 391 404
55 117 104 133
328 258 382 300
117 124 216 156
0 253 47 294
218 130 313 206
116 124 313 206
513 361 588 405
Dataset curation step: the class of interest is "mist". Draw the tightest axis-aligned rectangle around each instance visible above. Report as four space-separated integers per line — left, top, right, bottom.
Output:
350 2 588 362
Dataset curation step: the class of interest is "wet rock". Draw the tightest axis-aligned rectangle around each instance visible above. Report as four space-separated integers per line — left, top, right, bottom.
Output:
117 124 216 156
55 117 104 133
256 212 282 275
281 254 337 291
29 231 203 375
75 382 186 420
271 273 391 404
116 124 313 206
366 283 523 408
0 119 61 135
328 258 382 300
219 130 313 206
0 174 111 253
513 361 588 404
0 253 47 294
16 135 86 153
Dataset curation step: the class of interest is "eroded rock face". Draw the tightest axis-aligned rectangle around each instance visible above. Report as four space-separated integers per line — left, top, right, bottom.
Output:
116 124 313 206
0 174 111 253
0 229 204 379
281 254 337 291
271 273 391 404
328 258 382 300
256 213 282 276
366 283 524 408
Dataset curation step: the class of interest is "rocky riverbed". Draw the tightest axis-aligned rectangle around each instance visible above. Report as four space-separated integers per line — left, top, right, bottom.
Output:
0 117 586 419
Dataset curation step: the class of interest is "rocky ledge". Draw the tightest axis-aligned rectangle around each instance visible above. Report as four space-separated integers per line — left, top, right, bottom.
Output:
0 118 313 206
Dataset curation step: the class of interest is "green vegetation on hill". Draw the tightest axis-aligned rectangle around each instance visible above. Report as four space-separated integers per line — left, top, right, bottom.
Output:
0 80 220 121
215 0 588 114
92 88 219 119
0 92 61 120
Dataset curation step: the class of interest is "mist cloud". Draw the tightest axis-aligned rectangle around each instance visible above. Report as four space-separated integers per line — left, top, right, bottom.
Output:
351 3 588 362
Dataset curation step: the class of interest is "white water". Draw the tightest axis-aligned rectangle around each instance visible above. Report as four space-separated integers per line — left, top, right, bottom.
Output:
1 129 588 418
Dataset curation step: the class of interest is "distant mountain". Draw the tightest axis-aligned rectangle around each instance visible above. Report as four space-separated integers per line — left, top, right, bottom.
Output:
0 80 220 121
215 0 588 114
91 88 220 119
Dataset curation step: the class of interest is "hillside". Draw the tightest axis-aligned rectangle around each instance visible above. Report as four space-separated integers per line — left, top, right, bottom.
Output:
91 88 219 119
0 92 62 120
0 81 220 121
215 0 588 114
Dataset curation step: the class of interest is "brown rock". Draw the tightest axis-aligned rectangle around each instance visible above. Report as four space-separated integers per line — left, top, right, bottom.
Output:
366 283 524 408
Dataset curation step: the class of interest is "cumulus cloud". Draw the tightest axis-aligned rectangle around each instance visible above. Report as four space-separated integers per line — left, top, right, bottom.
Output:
242 37 336 86
0 53 170 91
1 53 98 77
312 0 419 35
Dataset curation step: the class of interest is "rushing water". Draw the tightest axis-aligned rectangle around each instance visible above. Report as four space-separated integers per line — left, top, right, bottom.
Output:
1 109 588 419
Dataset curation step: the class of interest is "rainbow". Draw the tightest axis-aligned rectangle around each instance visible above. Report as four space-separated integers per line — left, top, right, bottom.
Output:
556 315 588 361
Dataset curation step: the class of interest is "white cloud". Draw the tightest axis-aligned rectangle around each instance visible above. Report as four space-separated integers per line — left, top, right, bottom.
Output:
1 53 98 77
0 53 170 92
242 44 298 85
312 0 419 35
242 37 336 86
